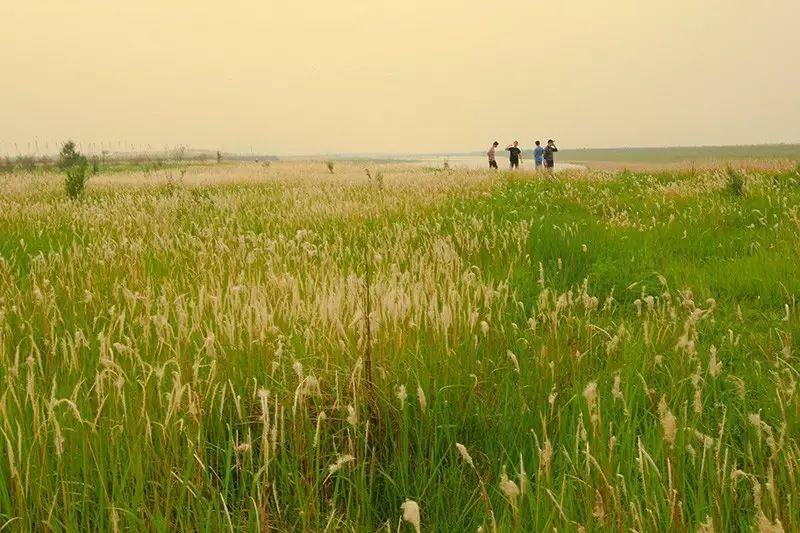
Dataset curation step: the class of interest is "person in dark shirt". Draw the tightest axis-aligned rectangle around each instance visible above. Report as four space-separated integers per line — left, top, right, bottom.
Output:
506 141 522 170
543 139 558 171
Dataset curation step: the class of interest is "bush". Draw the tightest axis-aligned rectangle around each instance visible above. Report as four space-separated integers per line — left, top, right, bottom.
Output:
726 166 745 196
0 157 13 174
364 168 383 190
326 161 335 174
60 141 89 199
16 156 37 172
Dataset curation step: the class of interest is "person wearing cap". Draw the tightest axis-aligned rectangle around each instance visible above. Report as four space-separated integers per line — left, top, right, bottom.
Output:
505 141 522 170
487 141 499 169
543 140 558 171
533 141 545 171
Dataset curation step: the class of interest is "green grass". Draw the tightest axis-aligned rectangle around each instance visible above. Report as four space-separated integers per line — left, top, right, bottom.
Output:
0 164 799 531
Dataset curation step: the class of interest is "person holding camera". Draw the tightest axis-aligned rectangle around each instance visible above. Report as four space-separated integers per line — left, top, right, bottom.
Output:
543 140 558 171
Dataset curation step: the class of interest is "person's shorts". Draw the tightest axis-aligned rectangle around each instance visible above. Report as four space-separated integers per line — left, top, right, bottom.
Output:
535 160 543 168
489 160 498 169
544 160 554 168
510 160 519 169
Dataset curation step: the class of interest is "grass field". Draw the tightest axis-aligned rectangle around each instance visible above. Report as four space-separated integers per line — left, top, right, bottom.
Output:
559 144 800 163
1 162 800 531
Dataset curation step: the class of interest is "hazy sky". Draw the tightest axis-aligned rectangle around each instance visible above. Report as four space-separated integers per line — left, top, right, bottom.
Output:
2 0 799 156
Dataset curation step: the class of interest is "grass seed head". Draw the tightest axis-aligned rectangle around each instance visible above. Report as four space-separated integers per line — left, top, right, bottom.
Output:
401 500 421 533
658 396 677 447
328 454 355 475
456 443 475 468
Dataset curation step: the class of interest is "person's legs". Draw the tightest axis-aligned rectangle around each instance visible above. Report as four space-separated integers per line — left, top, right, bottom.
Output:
510 161 519 170
489 160 498 169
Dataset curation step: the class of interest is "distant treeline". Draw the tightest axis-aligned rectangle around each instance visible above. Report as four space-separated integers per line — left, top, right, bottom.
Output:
0 149 279 173
557 144 800 162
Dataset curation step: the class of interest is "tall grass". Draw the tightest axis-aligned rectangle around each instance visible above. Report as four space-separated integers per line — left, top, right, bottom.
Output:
0 163 798 531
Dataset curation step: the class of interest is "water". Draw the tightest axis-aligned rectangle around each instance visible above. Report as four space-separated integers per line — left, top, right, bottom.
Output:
406 155 585 172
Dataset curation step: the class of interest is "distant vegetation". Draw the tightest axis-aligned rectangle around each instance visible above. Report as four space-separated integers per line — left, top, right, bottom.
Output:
558 143 800 163
0 146 279 175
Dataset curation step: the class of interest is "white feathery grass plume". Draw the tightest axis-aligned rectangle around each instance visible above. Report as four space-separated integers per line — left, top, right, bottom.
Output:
583 381 600 432
708 345 722 377
612 375 623 402
313 411 326 448
417 383 427 412
396 385 408 410
658 396 677 447
292 360 304 380
692 365 703 415
400 500 421 533
507 351 520 374
328 454 355 475
539 438 553 475
455 443 475 468
498 470 520 510
756 511 785 533
592 490 606 522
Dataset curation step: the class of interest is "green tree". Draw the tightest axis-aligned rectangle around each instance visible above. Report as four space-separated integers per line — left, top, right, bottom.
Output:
60 140 89 199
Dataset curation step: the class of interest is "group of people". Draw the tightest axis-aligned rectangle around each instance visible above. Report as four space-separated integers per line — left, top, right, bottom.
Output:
487 139 558 171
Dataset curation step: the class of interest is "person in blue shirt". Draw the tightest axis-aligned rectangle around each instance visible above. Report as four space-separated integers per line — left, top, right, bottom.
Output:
533 141 545 171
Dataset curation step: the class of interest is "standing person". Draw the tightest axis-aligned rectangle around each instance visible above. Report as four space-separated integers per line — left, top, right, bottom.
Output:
533 141 545 172
506 141 522 170
487 141 499 169
544 139 558 172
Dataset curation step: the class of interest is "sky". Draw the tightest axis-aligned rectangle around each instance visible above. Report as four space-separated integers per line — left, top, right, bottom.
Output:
2 0 799 156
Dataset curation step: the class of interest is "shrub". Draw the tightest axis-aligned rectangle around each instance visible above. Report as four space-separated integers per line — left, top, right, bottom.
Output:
60 141 89 199
16 156 37 172
326 161 335 174
365 168 383 190
0 157 13 174
726 166 745 196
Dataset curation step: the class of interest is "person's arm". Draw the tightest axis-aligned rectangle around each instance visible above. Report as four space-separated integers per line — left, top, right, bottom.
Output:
552 145 558 152
506 145 513 150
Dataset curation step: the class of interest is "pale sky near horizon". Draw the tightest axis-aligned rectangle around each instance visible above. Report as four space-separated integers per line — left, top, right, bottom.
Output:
2 0 799 156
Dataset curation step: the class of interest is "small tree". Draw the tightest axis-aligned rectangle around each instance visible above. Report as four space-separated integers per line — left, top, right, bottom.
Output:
60 141 88 199
216 151 222 164
726 166 745 197
326 161 335 174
